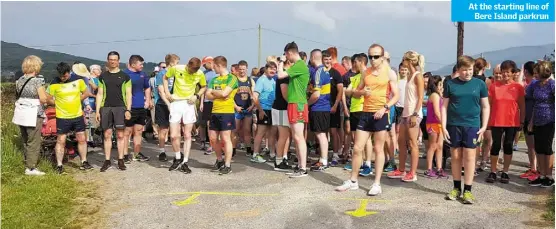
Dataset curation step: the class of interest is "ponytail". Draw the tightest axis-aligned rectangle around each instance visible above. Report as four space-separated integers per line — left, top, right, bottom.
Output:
418 54 425 73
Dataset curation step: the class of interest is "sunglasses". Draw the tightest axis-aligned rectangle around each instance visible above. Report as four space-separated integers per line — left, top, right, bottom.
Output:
368 55 382 60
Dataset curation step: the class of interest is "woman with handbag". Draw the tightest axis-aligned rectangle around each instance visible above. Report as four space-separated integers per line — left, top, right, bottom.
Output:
13 55 48 175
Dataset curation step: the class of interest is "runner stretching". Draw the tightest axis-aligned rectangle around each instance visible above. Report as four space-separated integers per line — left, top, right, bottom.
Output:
277 41 310 178
443 55 489 204
336 44 399 195
206 56 238 175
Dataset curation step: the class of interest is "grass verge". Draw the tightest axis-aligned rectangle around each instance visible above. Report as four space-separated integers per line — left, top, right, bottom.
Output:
543 189 555 222
1 84 98 229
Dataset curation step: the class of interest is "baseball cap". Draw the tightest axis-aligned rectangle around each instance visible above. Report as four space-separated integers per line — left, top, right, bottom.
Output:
202 56 214 65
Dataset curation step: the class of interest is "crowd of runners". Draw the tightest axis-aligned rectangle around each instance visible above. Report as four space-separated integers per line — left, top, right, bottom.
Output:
14 41 555 204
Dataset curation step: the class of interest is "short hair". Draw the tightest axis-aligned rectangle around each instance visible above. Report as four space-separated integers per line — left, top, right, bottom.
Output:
474 58 488 75
214 56 227 67
355 53 368 65
251 67 260 76
21 55 43 74
322 50 331 58
265 61 277 69
89 64 101 73
107 51 120 60
129 55 144 65
452 65 458 74
423 72 432 78
258 67 266 76
342 56 350 62
299 51 307 60
326 47 338 59
536 60 553 79
369 44 385 56
158 62 165 67
56 62 72 75
231 64 238 69
165 54 179 66
238 60 248 67
73 61 82 65
456 55 474 70
500 60 518 73
188 57 201 70
283 41 299 53
524 61 535 76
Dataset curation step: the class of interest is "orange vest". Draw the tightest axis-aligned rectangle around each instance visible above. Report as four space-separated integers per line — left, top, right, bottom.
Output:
363 66 391 112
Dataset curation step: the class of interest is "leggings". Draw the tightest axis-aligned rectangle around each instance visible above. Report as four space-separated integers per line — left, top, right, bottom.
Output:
533 122 555 155
490 127 517 156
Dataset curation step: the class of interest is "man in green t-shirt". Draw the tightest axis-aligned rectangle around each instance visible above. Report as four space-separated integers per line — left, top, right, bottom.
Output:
277 41 310 178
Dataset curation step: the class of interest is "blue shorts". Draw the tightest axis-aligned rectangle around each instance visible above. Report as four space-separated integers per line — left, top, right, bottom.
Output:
57 116 86 135
387 106 395 130
356 112 390 132
234 110 251 120
210 114 236 131
446 125 480 149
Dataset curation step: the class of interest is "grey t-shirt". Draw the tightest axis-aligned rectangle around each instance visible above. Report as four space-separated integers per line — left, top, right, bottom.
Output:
15 75 45 117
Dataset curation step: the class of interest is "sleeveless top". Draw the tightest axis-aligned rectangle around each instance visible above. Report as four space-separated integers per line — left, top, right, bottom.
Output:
402 71 423 118
426 94 443 124
362 65 391 113
234 76 252 109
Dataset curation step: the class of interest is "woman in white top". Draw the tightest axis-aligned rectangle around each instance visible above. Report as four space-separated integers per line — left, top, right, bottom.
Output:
387 51 425 182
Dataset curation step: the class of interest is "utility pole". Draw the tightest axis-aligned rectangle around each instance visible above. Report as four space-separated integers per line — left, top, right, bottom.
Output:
457 22 464 59
258 24 262 68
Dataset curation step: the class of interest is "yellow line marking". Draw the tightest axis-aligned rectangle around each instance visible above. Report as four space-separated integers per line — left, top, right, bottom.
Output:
172 193 201 206
168 191 280 196
224 209 261 218
344 199 378 217
330 197 391 203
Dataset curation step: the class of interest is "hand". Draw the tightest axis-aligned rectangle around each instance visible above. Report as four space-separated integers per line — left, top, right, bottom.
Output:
95 112 101 123
373 108 386 120
187 95 197 105
363 87 372 96
167 95 174 103
247 105 255 112
443 128 451 144
528 122 533 133
409 115 417 128
344 108 350 117
125 110 131 120
331 105 337 114
258 110 266 120
144 101 150 109
235 106 243 113
85 105 92 113
477 127 486 142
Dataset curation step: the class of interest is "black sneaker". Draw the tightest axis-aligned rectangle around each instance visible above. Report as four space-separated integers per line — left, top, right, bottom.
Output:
100 160 111 172
56 165 64 174
219 166 232 175
158 152 168 162
169 158 183 171
123 154 132 164
289 168 308 178
79 161 93 170
134 152 150 162
274 159 292 172
541 178 555 188
485 172 497 183
232 148 237 158
246 147 253 157
212 160 224 172
529 177 544 187
179 163 192 174
500 172 510 184
117 159 127 170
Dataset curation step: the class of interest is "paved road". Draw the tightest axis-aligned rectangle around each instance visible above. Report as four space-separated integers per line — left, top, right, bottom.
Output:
79 140 553 229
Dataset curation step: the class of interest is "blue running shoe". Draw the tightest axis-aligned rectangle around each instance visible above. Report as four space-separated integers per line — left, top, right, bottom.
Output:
343 163 352 171
359 164 373 176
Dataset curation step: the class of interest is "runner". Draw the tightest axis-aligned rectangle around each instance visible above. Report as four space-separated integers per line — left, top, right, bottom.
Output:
520 61 539 181
233 60 256 157
272 60 292 171
307 49 331 171
341 55 357 162
96 51 132 172
200 56 217 155
323 49 344 166
206 56 238 175
122 55 152 163
442 55 489 204
154 55 175 161
527 60 554 187
382 51 399 172
162 56 206 173
335 44 400 195
388 51 425 182
47 62 93 173
473 58 490 172
486 60 525 184
277 41 310 178
424 75 447 178
251 61 277 163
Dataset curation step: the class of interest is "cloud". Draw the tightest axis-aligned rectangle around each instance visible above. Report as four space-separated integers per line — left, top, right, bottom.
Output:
484 22 523 34
291 2 336 31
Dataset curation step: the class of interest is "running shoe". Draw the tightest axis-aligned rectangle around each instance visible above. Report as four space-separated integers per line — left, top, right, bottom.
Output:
25 168 45 176
387 169 406 179
289 169 308 178
250 154 267 163
100 160 111 172
542 178 555 188
117 159 127 170
527 171 541 181
436 168 449 178
513 144 519 151
335 180 359 192
169 158 183 171
55 165 65 174
424 169 438 178
520 169 534 179
486 172 497 183
123 154 132 164
359 164 373 176
204 147 213 155
219 166 232 175
500 172 510 184
310 162 328 172
80 161 93 170
529 177 544 187
343 163 352 171
462 191 475 204
402 172 417 182
134 152 150 162
445 188 461 201
179 163 192 174
212 160 225 172
367 183 382 196
330 157 340 167
158 152 168 162
274 159 292 172
383 161 396 172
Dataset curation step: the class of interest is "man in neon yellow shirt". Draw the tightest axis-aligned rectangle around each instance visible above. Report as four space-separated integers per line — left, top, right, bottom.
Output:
47 62 93 174
162 56 206 173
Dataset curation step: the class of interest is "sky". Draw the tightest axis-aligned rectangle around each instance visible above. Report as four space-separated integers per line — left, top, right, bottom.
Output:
1 1 554 72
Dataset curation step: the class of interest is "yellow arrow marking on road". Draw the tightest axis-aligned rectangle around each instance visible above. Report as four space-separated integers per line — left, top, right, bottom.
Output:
172 193 201 206
344 199 378 217
170 191 280 207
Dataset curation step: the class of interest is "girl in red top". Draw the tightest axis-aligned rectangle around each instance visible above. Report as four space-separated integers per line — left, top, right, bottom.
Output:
485 60 525 184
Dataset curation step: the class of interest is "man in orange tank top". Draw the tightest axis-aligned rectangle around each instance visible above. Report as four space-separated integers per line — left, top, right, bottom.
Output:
334 44 400 196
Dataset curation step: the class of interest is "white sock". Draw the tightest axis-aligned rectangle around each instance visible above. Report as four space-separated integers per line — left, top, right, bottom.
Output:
321 158 328 166
333 153 339 158
284 154 288 160
159 148 165 153
183 157 188 163
365 161 371 167
276 157 283 163
175 152 181 160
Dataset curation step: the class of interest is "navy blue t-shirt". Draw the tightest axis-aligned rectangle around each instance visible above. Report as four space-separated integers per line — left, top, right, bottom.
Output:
123 69 149 109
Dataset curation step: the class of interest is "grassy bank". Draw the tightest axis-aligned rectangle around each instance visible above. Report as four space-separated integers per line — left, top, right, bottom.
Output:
1 83 91 228
544 189 555 222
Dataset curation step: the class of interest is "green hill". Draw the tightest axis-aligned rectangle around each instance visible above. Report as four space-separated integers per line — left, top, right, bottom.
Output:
1 41 158 82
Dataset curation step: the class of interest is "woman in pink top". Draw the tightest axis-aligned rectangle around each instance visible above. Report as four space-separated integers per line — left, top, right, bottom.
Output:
387 51 425 182
424 75 447 178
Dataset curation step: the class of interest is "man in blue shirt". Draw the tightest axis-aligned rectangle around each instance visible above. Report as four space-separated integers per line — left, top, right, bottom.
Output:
251 62 277 163
154 56 175 161
199 56 217 154
122 55 152 163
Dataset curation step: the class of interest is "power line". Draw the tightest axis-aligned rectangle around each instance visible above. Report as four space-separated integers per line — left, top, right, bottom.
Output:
4 27 257 49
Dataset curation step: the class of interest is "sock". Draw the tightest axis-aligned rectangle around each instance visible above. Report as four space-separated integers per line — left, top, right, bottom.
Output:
333 153 339 158
225 162 231 167
464 184 472 192
183 157 188 163
246 147 252 153
350 180 357 183
270 150 276 158
321 158 328 166
159 148 165 153
284 154 288 160
232 148 236 156
276 157 283 163
253 152 259 157
454 180 462 191
365 161 371 167
175 152 181 160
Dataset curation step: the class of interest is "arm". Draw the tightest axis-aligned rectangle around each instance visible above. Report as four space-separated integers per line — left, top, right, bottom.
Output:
46 93 55 105
95 87 103 113
277 61 289 79
88 79 98 90
441 97 450 131
162 76 172 106
518 90 526 124
333 83 343 108
37 86 47 104
280 83 288 102
308 90 320 105
144 87 152 107
212 87 234 99
206 89 216 100
480 97 490 130
414 73 424 114
386 71 400 109
430 93 441 122
126 84 132 111
353 71 367 98
248 79 256 111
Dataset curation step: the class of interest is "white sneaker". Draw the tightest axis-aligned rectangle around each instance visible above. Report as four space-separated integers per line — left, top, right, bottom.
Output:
25 168 45 176
335 180 359 192
367 183 382 196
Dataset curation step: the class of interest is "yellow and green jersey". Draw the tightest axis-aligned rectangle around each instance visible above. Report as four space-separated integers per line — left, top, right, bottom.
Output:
208 74 238 114
349 73 364 113
47 78 87 119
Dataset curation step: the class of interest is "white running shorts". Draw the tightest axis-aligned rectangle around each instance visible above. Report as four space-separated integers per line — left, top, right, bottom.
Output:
169 100 197 124
271 108 289 127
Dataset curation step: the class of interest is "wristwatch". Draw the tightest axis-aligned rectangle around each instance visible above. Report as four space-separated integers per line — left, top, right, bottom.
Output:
383 104 389 109
412 112 418 117
195 94 200 99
